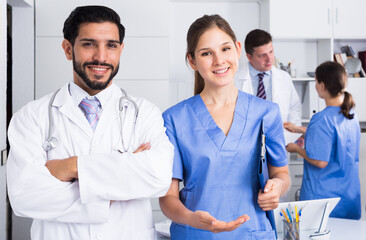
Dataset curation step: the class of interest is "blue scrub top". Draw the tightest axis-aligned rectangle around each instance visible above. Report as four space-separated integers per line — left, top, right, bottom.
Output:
163 91 288 240
300 106 361 220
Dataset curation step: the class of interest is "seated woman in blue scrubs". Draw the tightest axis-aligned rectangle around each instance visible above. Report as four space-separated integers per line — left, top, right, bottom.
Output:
286 61 361 220
159 15 290 239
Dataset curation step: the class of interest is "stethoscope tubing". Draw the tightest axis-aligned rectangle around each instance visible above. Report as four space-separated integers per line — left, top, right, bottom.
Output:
43 87 139 152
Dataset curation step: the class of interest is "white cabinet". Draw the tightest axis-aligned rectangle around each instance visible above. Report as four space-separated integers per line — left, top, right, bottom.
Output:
260 0 366 122
346 78 366 122
260 0 366 39
260 0 332 39
333 0 366 39
281 160 303 202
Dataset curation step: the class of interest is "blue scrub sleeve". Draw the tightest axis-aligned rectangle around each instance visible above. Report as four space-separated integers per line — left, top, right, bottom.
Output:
264 104 288 167
305 116 333 162
163 115 184 181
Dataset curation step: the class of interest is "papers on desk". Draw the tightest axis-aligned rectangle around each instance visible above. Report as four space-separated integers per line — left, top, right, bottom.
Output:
284 130 303 146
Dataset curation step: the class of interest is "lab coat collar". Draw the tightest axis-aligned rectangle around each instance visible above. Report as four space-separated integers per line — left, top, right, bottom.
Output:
271 67 281 103
52 83 122 138
68 81 114 110
51 84 94 137
239 62 275 96
248 62 271 79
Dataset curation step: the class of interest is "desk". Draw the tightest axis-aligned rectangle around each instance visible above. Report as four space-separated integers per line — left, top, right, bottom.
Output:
157 218 366 240
327 218 366 240
277 217 366 240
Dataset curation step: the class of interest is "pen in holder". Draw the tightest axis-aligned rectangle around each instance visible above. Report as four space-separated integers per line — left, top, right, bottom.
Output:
279 60 294 76
283 220 300 240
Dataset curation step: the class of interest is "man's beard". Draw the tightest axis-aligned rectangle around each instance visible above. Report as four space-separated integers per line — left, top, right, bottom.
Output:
72 53 119 91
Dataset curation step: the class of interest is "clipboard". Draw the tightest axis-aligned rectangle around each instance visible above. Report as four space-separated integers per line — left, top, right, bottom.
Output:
258 120 277 238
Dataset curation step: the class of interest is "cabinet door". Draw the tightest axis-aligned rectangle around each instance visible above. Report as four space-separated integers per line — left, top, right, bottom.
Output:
347 78 366 121
265 0 332 38
333 0 366 38
0 2 8 240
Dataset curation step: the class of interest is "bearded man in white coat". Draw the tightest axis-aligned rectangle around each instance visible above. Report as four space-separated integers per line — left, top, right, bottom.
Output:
6 5 173 240
237 29 301 126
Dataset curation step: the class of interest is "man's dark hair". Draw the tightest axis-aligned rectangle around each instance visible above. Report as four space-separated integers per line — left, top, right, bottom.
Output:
63 5 125 45
244 29 272 55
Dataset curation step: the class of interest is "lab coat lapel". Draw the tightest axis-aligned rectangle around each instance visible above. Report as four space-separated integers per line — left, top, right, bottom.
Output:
94 87 119 137
239 62 254 94
52 85 93 137
271 67 280 103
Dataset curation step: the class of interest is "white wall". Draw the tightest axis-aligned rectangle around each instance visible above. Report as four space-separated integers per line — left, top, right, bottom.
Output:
8 2 36 240
35 0 171 110
12 5 34 112
1 1 8 239
169 1 259 102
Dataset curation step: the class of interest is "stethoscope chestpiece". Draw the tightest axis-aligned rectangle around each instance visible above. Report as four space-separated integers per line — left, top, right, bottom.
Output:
42 137 58 151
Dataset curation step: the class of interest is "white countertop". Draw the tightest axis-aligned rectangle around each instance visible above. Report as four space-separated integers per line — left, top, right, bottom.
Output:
327 217 366 240
156 218 366 240
277 217 366 240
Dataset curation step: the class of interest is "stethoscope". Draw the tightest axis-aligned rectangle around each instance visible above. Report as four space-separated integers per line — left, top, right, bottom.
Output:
42 88 139 153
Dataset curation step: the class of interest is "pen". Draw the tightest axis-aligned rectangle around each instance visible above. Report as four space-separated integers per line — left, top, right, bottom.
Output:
295 205 298 222
281 208 290 222
286 208 292 222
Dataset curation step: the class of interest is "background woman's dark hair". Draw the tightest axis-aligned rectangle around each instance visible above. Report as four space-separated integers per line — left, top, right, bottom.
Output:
63 5 125 46
315 61 355 119
186 14 237 95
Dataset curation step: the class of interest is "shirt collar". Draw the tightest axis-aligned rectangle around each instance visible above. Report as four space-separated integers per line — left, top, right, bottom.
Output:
248 63 272 78
69 81 114 109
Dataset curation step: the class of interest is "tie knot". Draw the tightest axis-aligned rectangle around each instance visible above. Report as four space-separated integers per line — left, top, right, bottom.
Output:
79 97 100 131
258 73 265 80
79 97 100 114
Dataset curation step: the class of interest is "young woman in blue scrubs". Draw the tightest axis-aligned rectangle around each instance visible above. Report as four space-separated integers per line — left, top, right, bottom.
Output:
286 61 361 220
159 15 290 239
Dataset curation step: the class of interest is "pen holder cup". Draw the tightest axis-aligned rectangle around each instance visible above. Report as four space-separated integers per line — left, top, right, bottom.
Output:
283 220 300 240
280 65 291 75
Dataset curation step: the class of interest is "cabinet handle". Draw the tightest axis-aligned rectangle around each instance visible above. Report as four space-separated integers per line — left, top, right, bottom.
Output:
294 174 303 178
328 8 330 24
335 8 338 24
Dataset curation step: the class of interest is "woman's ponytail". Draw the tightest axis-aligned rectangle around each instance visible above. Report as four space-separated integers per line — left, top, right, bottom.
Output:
340 90 355 119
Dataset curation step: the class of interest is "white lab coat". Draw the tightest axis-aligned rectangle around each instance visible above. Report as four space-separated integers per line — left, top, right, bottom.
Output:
238 62 302 126
6 83 174 240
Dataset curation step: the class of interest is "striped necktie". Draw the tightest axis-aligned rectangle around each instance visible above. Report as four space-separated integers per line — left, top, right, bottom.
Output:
79 97 100 131
256 73 266 100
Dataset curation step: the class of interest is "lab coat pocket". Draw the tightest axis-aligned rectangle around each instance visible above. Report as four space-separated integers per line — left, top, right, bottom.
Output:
250 229 276 240
134 227 156 240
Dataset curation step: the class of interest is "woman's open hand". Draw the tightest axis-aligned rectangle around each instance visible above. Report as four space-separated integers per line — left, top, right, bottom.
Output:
189 210 250 233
